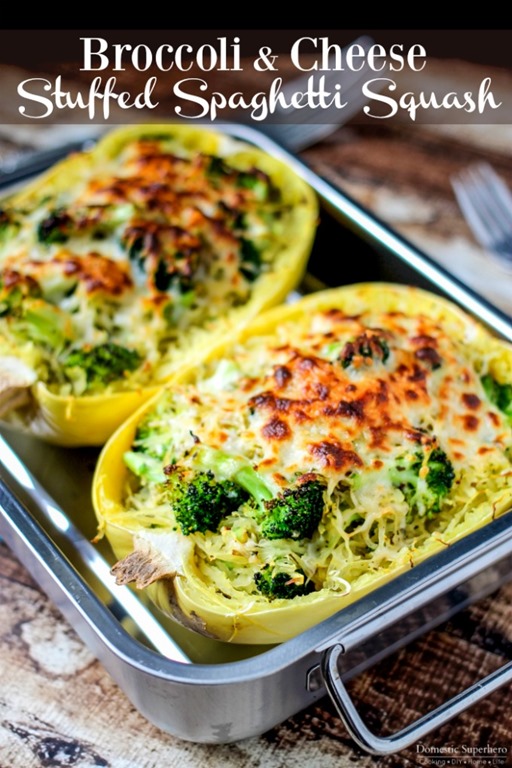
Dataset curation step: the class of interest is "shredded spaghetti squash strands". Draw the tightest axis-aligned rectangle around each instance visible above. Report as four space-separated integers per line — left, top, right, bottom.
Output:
118 304 512 608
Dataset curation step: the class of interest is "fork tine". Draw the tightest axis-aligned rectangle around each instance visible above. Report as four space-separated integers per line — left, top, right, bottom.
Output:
463 165 511 239
451 176 496 249
451 162 512 267
476 163 512 232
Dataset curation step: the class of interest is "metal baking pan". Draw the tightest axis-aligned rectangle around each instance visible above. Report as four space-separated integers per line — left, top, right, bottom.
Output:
1 124 512 755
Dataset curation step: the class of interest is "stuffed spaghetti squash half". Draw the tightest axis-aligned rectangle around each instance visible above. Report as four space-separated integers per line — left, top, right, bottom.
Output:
93 283 512 644
0 124 317 445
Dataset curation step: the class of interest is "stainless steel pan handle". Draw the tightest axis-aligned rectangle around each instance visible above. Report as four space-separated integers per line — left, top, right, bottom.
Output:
322 643 512 755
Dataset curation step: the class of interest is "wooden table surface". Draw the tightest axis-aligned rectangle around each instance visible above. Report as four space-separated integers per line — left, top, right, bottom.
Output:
0 50 512 768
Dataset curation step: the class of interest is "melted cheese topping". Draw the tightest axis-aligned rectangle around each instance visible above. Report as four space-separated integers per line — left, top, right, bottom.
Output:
119 306 512 604
0 136 292 395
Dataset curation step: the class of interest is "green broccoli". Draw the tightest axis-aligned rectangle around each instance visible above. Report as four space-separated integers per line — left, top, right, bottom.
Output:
37 209 74 244
121 225 198 295
390 446 455 519
261 480 325 540
206 155 233 179
21 300 71 349
236 170 272 201
191 445 273 505
38 204 134 246
0 285 22 317
206 156 272 201
130 422 169 461
124 437 271 502
0 271 41 318
0 208 20 241
125 439 325 540
123 451 167 485
163 290 196 327
63 343 142 385
254 565 315 600
340 331 390 368
123 409 177 484
193 446 325 539
239 238 262 283
124 440 261 534
164 466 249 535
481 374 512 423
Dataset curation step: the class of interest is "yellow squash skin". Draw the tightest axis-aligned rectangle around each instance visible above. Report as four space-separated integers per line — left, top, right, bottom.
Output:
0 124 318 445
93 283 512 644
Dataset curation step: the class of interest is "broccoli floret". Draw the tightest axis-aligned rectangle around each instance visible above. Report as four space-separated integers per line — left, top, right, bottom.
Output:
261 480 325 540
206 156 272 201
163 290 196 327
63 343 142 385
121 225 198 295
0 285 22 317
126 437 326 540
164 466 249 535
390 446 455 519
37 205 133 246
0 208 20 241
132 424 167 461
254 565 315 600
236 170 272 201
124 451 167 485
193 446 325 539
0 270 41 317
191 445 273 507
0 208 11 229
206 155 233 179
481 374 512 423
154 258 175 292
340 331 390 368
239 238 262 283
20 299 71 350
37 209 74 244
234 464 273 507
123 413 175 483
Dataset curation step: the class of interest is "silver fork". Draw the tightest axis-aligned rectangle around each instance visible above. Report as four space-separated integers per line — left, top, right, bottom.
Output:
0 36 376 187
451 162 512 269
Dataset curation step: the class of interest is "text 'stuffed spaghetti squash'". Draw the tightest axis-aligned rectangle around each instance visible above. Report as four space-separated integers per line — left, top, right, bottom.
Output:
93 284 512 644
0 124 317 445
